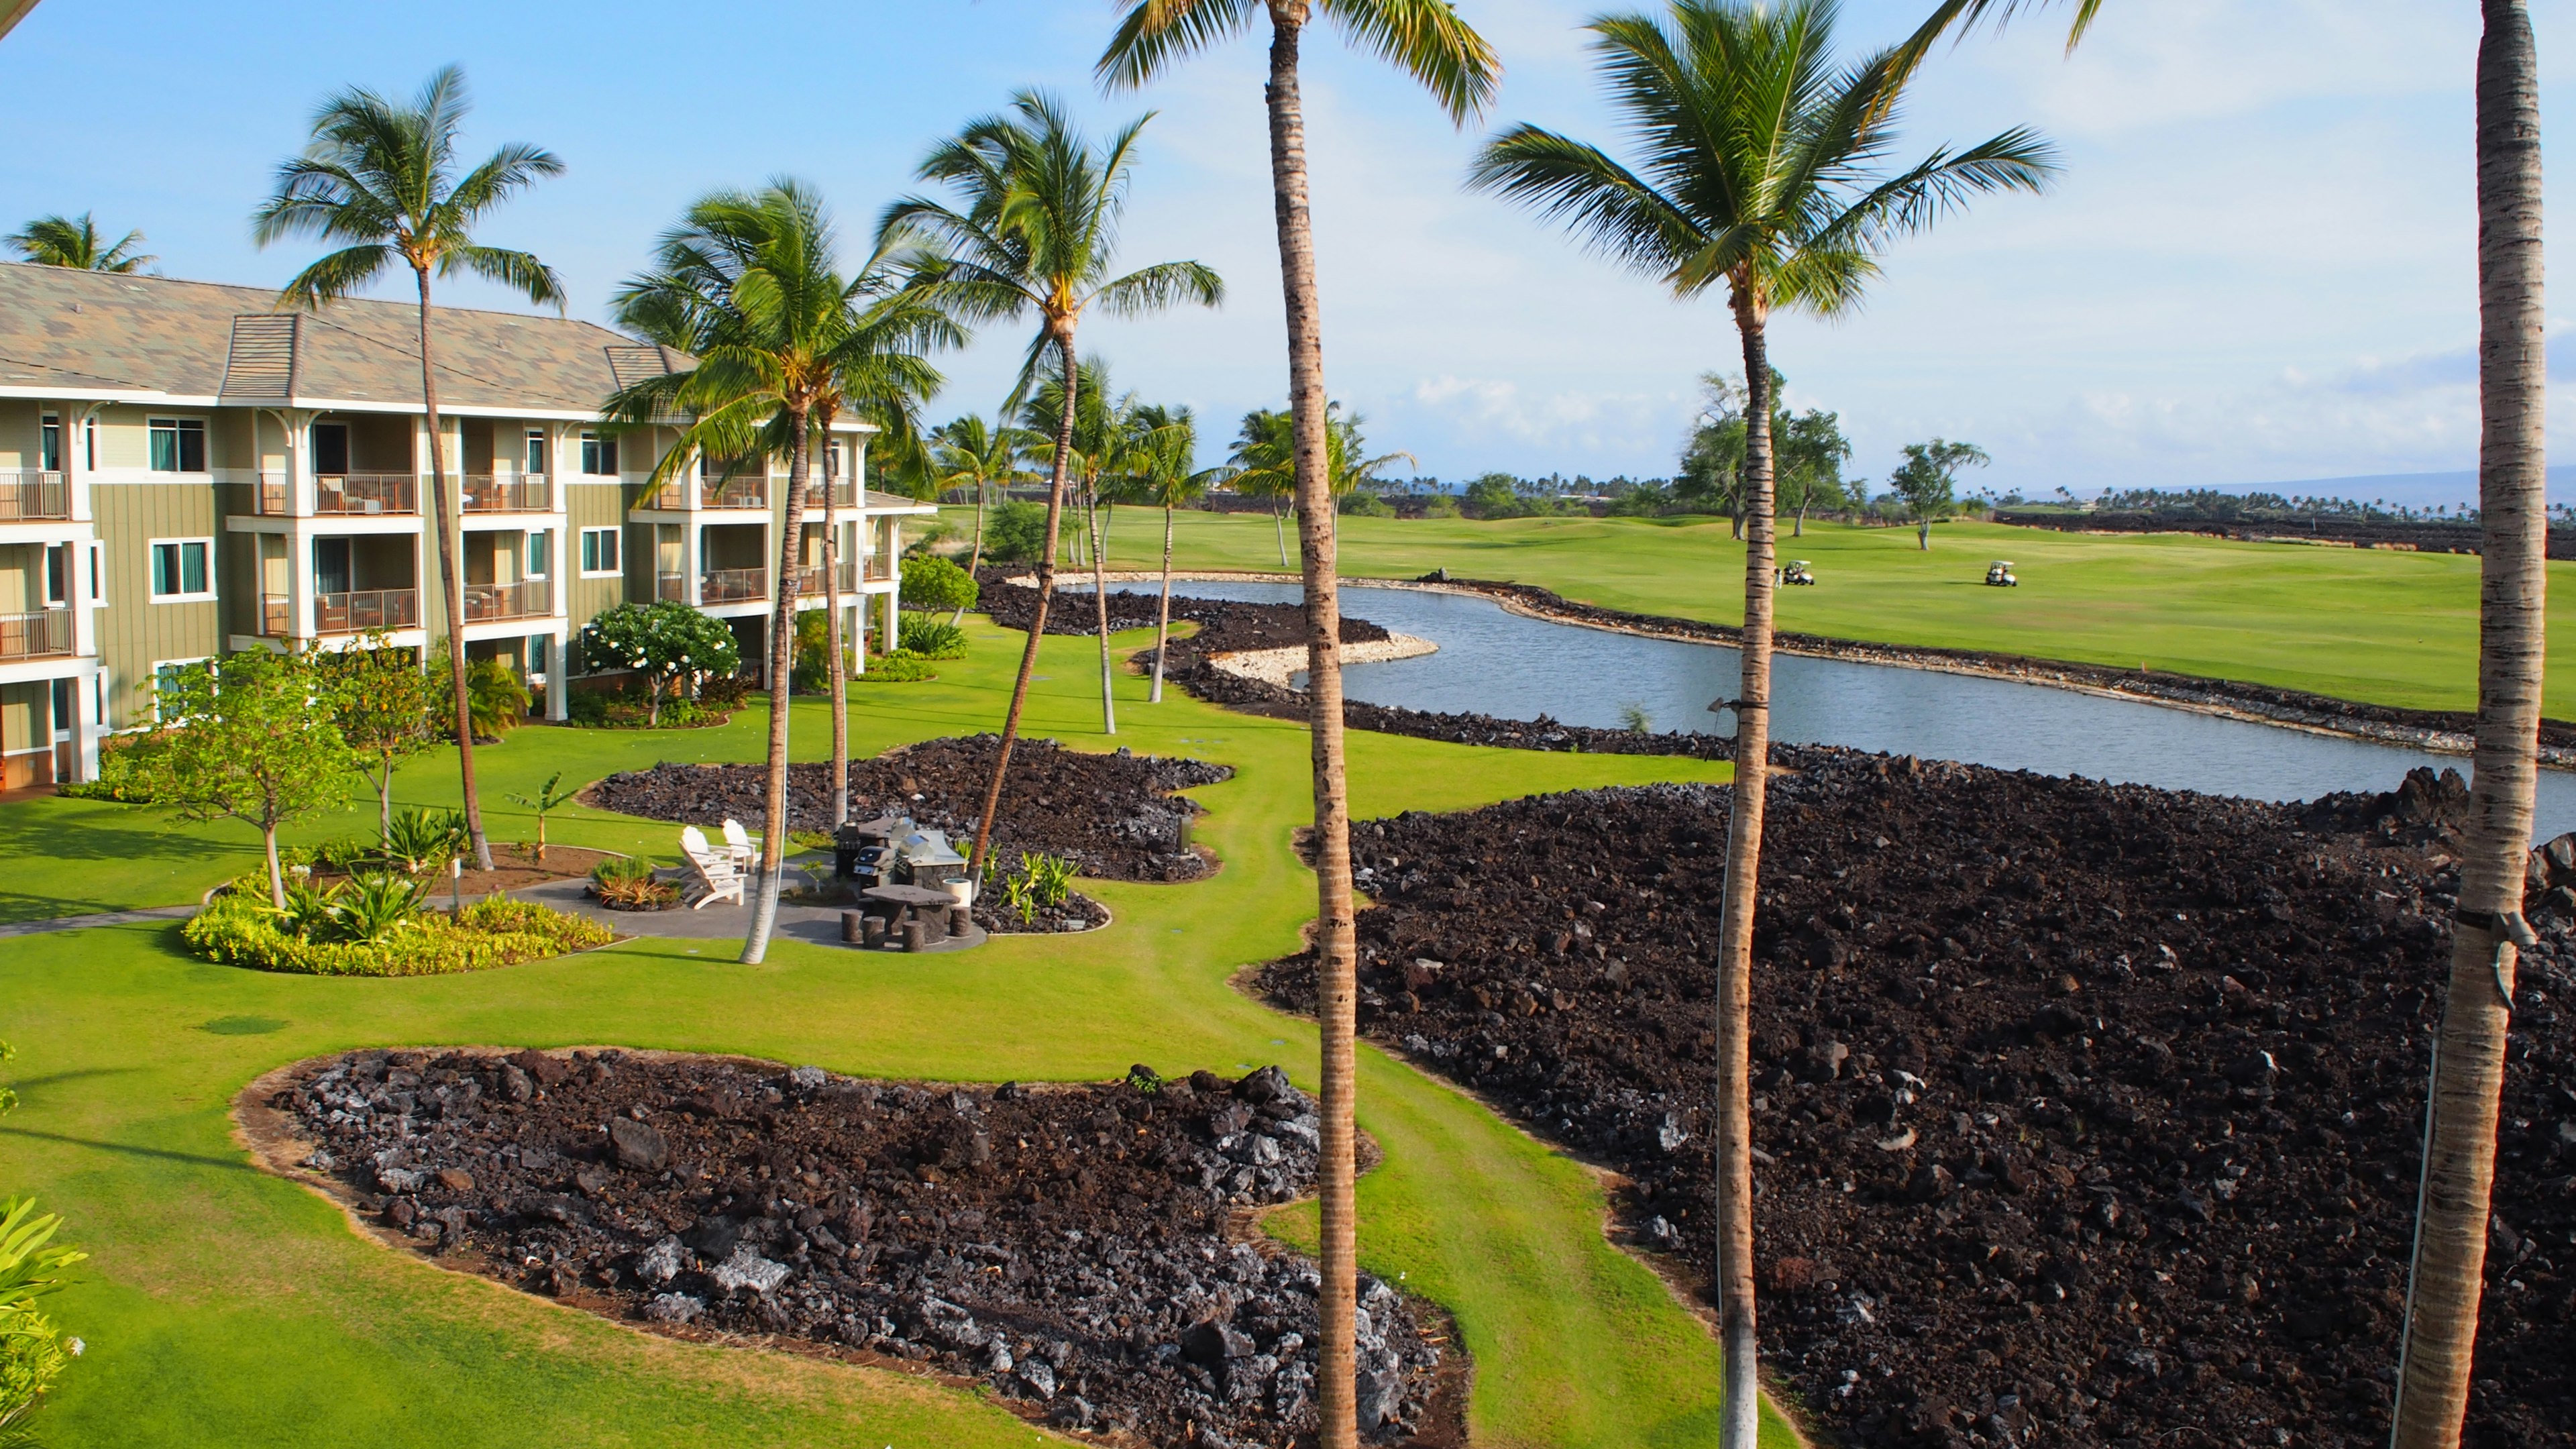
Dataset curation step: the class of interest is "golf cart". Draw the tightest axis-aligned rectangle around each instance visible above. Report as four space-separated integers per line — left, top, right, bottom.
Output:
1782 559 1817 586
1985 560 2019 588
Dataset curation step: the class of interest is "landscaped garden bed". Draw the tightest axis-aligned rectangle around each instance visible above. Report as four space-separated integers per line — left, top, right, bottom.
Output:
186 888 613 977
247 1051 1458 1446
588 737 1230 883
1258 754 2575 1448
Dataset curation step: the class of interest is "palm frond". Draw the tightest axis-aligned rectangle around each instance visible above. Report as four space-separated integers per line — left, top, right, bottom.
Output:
1324 0 1501 123
275 244 397 309
1097 0 1259 90
442 244 566 310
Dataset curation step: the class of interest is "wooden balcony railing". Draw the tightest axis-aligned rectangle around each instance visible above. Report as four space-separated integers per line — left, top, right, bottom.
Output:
315 588 419 634
702 476 768 510
253 472 291 516
460 474 551 513
259 594 291 637
699 567 767 604
0 609 72 659
315 473 419 516
655 572 688 602
464 579 552 622
801 481 857 508
797 561 861 596
0 472 69 521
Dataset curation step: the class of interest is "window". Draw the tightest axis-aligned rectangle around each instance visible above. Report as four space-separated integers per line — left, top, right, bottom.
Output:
83 417 95 470
311 423 351 476
525 529 553 579
150 659 210 722
580 431 619 476
44 545 67 606
525 429 549 475
88 543 104 603
148 417 207 473
50 678 72 738
149 539 213 600
580 526 621 576
40 415 59 472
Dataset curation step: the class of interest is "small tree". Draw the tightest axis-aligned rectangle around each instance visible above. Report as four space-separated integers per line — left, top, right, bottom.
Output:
314 633 435 845
506 770 578 865
900 553 979 617
1886 439 1990 549
983 500 1049 564
1460 472 1524 520
127 650 357 907
578 600 742 727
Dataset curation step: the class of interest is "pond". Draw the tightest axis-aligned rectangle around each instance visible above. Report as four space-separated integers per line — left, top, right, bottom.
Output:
1108 578 2576 838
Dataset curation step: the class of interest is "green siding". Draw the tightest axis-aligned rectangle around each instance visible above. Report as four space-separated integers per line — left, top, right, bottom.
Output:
93 480 224 726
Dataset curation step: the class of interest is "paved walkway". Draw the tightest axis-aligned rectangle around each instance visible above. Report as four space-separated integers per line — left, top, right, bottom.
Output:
0 904 197 939
515 877 989 953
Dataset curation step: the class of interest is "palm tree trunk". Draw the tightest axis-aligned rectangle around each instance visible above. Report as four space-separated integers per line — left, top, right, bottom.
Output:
969 333 1079 878
742 411 811 965
960 480 989 625
414 266 491 871
1714 294 1776 1449
824 446 849 827
1265 14 1358 1449
1152 500 1176 704
1087 477 1117 734
2391 3 2545 1442
1275 500 1289 568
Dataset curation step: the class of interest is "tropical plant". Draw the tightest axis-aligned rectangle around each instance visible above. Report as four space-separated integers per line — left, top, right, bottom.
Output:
254 65 564 873
506 769 578 864
607 182 959 963
930 413 1034 580
1471 6 2053 1440
591 856 678 909
880 89 1222 877
983 500 1050 564
898 615 970 659
310 633 435 845
1022 355 1138 731
1228 402 1412 560
276 877 339 939
900 553 979 616
0 1197 85 1439
1120 402 1222 703
123 651 358 908
1884 437 1988 549
6 212 154 272
0 1042 14 1119
183 888 609 977
577 599 743 727
383 806 470 875
851 649 938 683
1100 5 1496 1435
325 871 430 945
462 655 529 739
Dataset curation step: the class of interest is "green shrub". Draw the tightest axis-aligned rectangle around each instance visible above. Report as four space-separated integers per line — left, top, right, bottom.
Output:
996 851 1078 923
853 649 937 683
564 682 723 731
900 554 979 614
588 856 676 909
897 616 969 659
182 889 612 977
54 733 164 802
382 808 468 873
983 500 1049 564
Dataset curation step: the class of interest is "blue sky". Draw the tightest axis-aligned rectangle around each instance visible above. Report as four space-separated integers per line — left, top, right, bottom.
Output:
7 0 2574 498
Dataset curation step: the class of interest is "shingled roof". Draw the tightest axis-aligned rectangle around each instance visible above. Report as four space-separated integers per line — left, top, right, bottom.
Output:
0 262 682 417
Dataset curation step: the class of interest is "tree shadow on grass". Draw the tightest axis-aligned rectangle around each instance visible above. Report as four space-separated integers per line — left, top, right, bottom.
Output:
0 1125 259 1175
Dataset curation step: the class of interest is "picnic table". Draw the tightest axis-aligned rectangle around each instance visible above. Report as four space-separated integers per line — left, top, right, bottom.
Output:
859 883 963 945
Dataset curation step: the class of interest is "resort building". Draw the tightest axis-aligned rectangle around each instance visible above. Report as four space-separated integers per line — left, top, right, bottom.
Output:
0 262 932 790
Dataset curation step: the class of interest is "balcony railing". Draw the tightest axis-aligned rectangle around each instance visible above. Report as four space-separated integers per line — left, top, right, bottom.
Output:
460 474 551 513
315 588 419 635
259 594 291 638
702 476 769 510
700 567 767 604
797 561 861 596
655 572 688 602
464 579 552 622
0 472 68 521
253 472 291 516
0 609 72 659
801 481 857 508
315 473 419 516
647 483 689 511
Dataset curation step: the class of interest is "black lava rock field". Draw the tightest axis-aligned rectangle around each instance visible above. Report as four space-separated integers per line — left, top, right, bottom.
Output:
258 1051 1454 1448
590 736 1230 883
1259 753 2573 1448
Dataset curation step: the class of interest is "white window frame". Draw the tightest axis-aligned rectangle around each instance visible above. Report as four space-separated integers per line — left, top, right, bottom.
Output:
525 428 549 476
146 415 210 474
148 655 213 724
40 413 60 473
580 431 619 477
578 526 621 577
525 528 553 580
146 536 216 602
88 542 105 605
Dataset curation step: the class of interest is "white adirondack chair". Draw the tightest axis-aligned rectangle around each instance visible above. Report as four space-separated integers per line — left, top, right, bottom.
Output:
680 825 745 910
720 818 759 873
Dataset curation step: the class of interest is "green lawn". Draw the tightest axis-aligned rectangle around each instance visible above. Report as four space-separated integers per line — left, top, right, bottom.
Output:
0 618 1796 1448
984 506 2576 717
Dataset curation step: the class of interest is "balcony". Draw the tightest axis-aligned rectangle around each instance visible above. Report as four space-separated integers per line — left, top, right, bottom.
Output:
464 579 552 623
801 481 857 509
253 472 291 516
797 561 861 596
0 608 72 660
702 476 769 511
315 588 420 635
461 474 551 513
700 567 767 604
315 473 419 517
259 594 291 638
655 572 688 602
0 472 68 522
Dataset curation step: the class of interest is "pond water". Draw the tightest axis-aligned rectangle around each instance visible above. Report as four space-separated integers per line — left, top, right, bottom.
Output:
1095 578 2576 837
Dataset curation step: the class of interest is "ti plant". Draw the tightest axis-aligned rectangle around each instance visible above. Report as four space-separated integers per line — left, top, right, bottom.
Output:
506 771 580 864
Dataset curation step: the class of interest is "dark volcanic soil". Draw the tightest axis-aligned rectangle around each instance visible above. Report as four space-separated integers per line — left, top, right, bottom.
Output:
1258 755 2575 1448
589 737 1230 883
974 573 1391 651
256 1051 1456 1448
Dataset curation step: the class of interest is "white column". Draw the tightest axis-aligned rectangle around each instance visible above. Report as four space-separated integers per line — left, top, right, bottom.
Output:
294 532 317 639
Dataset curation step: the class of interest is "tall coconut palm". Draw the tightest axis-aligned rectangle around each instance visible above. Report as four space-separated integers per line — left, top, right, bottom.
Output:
1022 355 1134 734
606 181 957 964
7 212 155 272
1124 402 1223 702
1472 6 2053 1441
1101 11 1495 1435
881 89 1222 878
932 413 1034 585
253 65 564 873
2391 5 2546 1444
1227 408 1300 567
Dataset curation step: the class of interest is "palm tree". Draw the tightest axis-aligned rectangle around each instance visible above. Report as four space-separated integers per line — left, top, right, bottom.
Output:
1099 9 1496 1434
881 89 1222 879
606 182 957 964
2392 5 2546 1444
1022 356 1134 734
253 65 563 873
7 212 155 272
1227 408 1299 567
1471 6 2053 1442
1124 402 1224 702
931 413 1034 585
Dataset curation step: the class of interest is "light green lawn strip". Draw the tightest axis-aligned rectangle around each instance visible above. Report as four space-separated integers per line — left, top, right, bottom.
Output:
1015 506 2576 717
3 619 1792 1448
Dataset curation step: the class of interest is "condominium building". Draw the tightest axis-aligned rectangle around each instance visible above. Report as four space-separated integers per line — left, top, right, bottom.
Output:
0 262 932 790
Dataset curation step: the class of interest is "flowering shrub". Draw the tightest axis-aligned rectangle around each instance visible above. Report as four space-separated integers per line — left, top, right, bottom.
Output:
577 601 743 725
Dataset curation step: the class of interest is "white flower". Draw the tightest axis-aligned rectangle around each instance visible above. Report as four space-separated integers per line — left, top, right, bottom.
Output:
65 1336 85 1356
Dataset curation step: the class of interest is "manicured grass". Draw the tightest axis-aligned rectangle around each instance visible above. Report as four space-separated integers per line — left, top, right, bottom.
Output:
1 619 1796 1448
974 506 2576 717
